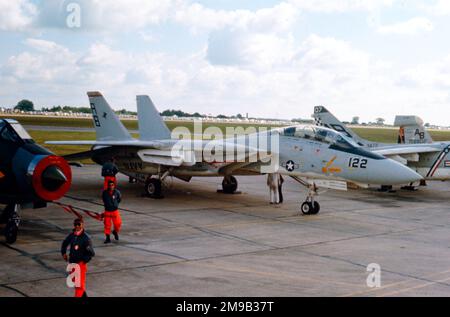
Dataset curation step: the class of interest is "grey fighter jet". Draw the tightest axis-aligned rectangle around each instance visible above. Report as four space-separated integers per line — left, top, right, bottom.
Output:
46 92 421 215
313 106 450 182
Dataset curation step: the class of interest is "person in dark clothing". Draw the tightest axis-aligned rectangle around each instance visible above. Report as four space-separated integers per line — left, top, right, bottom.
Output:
102 158 119 190
102 181 122 244
61 218 95 297
278 175 284 204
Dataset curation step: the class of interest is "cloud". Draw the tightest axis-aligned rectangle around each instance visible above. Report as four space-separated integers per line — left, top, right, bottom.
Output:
25 38 69 53
175 2 299 34
422 0 450 16
0 35 387 121
0 0 37 31
399 55 450 89
0 0 397 33
34 0 179 31
139 31 159 43
0 34 445 123
375 17 433 35
1 2 450 125
3 38 77 83
189 3 299 69
287 0 395 13
207 30 295 68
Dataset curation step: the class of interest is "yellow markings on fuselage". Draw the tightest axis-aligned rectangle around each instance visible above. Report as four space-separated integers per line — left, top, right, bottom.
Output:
322 156 342 174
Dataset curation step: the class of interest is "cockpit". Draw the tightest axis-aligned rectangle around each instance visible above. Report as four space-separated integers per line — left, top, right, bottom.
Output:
276 125 385 160
279 125 359 150
0 119 32 144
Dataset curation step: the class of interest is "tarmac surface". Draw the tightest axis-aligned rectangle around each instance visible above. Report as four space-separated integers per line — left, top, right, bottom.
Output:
1 165 450 297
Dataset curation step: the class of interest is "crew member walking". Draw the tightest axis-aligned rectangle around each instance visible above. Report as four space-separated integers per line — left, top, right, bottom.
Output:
102 158 119 190
267 173 281 204
102 181 122 244
61 218 95 297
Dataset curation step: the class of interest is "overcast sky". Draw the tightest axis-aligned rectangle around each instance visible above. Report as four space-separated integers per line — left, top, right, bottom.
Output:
1 0 450 125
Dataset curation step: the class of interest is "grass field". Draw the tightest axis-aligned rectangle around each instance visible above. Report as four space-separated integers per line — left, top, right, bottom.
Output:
352 127 450 142
0 114 280 132
9 115 450 160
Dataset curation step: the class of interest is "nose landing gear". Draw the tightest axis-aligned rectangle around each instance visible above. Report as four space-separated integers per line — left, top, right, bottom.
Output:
300 184 320 215
290 176 321 215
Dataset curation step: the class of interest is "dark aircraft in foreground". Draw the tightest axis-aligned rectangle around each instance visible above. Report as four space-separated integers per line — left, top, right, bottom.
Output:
0 119 71 243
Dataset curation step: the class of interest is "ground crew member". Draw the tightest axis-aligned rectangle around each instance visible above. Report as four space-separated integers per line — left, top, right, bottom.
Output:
102 181 122 244
278 175 285 204
102 158 119 190
398 127 405 144
61 218 95 297
267 173 281 204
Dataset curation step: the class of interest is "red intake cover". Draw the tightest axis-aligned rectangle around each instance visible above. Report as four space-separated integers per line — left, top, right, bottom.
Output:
32 155 72 201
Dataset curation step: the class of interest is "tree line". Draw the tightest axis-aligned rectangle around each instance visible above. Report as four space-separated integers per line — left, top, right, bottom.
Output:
12 99 247 119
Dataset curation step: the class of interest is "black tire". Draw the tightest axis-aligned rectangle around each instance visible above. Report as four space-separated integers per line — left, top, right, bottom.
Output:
145 178 162 198
222 176 238 194
5 221 18 244
0 211 8 224
301 202 312 215
310 202 320 215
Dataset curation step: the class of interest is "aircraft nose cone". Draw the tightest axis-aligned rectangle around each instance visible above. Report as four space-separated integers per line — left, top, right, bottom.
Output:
363 158 422 185
385 160 423 184
41 165 68 191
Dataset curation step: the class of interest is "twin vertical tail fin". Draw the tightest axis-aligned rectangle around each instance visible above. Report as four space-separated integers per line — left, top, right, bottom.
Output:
313 106 369 147
136 95 171 141
394 116 433 144
87 92 133 141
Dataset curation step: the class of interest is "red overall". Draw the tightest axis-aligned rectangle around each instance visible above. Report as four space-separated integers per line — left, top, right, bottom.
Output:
71 261 87 297
74 262 87 297
103 210 122 235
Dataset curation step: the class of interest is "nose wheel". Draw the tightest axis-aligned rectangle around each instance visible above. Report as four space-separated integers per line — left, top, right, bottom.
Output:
290 176 321 215
301 201 320 215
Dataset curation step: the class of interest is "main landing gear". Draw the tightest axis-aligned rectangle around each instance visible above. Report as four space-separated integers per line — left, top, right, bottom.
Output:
145 178 162 198
1 204 21 244
401 182 417 191
144 170 172 198
222 176 238 194
290 176 320 215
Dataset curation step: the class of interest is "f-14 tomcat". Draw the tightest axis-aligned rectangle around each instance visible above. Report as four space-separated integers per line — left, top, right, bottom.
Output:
47 92 421 215
0 119 71 243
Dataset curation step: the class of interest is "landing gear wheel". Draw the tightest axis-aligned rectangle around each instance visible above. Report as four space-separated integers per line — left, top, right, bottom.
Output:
310 202 320 215
222 176 238 194
145 178 162 198
301 201 320 215
5 221 18 244
301 202 313 215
